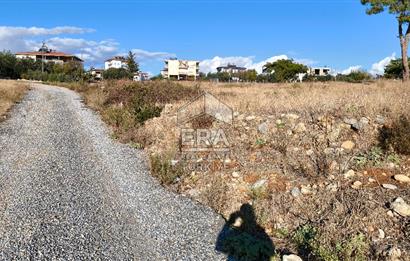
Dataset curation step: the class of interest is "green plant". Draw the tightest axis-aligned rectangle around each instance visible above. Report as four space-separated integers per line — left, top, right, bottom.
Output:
150 154 185 185
354 146 384 167
255 139 267 146
339 233 368 261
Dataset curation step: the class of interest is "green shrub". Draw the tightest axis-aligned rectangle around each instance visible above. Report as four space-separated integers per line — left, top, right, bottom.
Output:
336 71 372 83
379 115 410 155
150 155 185 185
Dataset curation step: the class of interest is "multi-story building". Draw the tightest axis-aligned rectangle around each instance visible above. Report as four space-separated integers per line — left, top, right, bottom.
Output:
15 43 83 64
161 59 200 80
105 56 127 70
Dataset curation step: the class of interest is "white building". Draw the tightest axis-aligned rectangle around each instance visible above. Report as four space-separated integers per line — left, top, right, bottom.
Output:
161 59 199 80
216 64 247 74
308 67 331 77
105 56 127 70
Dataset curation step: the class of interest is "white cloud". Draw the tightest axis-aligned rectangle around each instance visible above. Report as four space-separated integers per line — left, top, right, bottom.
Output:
0 26 93 52
131 49 175 61
370 53 396 76
200 54 315 74
0 26 173 68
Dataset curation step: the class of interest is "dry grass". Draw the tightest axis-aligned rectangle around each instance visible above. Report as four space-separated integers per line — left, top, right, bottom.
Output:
0 80 29 119
197 80 410 118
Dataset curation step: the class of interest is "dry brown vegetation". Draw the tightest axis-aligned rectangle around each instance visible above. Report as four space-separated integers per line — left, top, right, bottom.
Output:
0 80 29 120
69 80 410 260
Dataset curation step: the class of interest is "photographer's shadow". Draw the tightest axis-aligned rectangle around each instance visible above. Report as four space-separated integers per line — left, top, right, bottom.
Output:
215 203 275 261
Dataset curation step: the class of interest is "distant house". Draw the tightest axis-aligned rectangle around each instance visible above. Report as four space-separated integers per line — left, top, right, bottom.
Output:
15 43 83 64
308 67 331 77
161 59 199 80
133 72 150 82
90 68 104 81
105 56 127 70
216 64 247 74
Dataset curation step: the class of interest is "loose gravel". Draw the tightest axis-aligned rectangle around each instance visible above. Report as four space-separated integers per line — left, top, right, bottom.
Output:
0 83 226 260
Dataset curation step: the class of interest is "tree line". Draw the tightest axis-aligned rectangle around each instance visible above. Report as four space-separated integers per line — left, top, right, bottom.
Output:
0 50 139 82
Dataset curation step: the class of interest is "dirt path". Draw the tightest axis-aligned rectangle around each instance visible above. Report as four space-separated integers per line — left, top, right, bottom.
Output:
0 83 226 260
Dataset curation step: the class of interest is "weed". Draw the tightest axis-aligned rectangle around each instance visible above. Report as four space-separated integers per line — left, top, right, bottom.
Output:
150 154 185 185
379 115 410 155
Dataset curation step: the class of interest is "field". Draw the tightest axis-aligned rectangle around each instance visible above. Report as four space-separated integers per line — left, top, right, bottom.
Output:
0 80 29 119
72 79 410 260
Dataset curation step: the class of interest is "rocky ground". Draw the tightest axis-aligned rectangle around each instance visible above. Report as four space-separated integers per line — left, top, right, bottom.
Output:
0 83 227 260
140 82 410 260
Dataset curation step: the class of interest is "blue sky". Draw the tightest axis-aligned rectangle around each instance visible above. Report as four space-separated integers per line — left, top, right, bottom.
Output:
0 0 399 75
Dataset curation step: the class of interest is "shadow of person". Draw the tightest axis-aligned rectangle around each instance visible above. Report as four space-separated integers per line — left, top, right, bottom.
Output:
215 204 275 261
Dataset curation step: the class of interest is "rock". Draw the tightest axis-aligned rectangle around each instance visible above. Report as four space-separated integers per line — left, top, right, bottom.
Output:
387 210 394 217
285 113 300 120
245 116 256 121
329 127 341 142
258 122 268 134
291 187 301 197
301 185 312 195
344 118 358 126
306 149 314 156
294 123 306 133
233 111 240 117
378 229 385 239
394 174 410 183
359 117 369 127
252 179 267 190
344 169 355 179
386 246 401 261
163 104 173 114
283 254 303 261
382 184 398 190
375 115 385 125
326 183 338 192
232 171 240 178
387 162 396 169
369 178 376 183
224 158 232 164
391 197 410 217
352 181 362 189
170 159 179 166
341 140 355 150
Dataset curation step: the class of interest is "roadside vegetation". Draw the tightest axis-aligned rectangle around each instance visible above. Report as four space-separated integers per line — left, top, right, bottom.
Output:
0 80 29 120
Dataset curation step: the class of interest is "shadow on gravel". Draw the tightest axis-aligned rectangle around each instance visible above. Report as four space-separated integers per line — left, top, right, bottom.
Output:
215 203 275 261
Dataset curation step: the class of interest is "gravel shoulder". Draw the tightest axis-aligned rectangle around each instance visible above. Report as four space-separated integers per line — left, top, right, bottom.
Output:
0 83 226 260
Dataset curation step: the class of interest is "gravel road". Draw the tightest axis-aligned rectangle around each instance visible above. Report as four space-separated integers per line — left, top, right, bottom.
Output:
0 83 226 260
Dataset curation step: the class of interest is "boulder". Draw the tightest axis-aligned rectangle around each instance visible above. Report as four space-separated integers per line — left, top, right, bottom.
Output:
283 254 303 261
344 169 355 179
258 122 268 134
341 140 355 150
382 184 398 190
391 197 410 217
394 174 410 183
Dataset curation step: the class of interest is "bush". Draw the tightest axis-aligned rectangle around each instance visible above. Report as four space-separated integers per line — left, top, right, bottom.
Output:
379 115 410 155
103 68 132 80
150 155 184 185
336 71 372 83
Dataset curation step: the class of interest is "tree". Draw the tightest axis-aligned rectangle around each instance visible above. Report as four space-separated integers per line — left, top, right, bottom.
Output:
361 0 410 81
126 51 139 74
263 59 308 82
384 58 410 78
103 68 132 80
